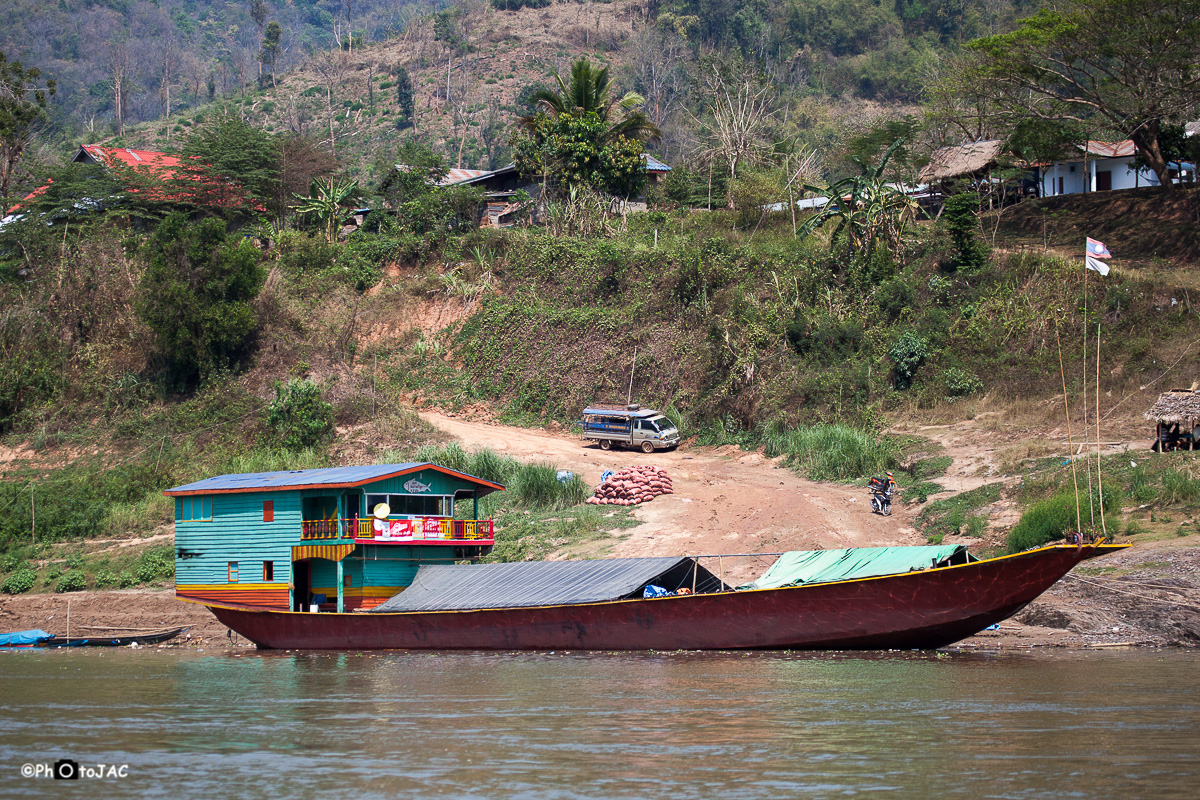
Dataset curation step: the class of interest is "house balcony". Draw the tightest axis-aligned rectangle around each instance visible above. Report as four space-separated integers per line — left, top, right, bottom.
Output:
300 517 494 544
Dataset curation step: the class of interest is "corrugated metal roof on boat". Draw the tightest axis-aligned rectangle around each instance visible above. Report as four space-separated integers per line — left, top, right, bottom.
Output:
164 463 503 495
371 557 727 612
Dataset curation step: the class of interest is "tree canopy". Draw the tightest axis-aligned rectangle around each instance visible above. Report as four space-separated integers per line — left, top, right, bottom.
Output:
136 213 265 387
513 58 659 198
957 0 1200 190
0 51 55 213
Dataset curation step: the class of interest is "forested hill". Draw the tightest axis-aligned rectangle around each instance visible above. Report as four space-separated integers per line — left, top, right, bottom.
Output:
5 0 1040 184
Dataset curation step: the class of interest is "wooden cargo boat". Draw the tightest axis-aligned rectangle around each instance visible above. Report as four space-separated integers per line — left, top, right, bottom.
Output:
188 542 1126 651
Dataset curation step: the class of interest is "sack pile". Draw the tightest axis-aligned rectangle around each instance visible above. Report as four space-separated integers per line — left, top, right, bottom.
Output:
585 466 673 506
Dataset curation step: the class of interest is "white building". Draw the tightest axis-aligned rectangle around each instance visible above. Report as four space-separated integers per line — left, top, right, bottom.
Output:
1039 140 1160 196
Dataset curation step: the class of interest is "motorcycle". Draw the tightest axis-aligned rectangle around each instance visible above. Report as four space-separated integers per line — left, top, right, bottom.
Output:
870 489 892 516
867 476 893 516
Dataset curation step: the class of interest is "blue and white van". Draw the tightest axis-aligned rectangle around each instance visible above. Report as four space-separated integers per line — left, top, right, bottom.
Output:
580 404 681 452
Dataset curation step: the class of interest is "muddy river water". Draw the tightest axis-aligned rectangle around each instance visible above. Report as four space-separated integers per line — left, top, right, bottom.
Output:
0 648 1196 799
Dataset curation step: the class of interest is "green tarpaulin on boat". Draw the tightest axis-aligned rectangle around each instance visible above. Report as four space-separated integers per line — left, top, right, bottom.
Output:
738 546 976 590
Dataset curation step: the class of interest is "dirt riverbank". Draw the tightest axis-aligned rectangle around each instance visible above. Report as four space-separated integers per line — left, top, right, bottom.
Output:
2 411 1196 651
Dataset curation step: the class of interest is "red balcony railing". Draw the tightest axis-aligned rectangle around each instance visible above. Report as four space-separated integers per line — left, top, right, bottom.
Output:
300 517 493 542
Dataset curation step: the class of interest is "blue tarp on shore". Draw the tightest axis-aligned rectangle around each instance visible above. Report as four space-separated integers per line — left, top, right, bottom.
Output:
0 629 53 646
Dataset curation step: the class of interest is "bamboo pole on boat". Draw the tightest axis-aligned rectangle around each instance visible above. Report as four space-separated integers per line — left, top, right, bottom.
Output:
1081 267 1095 527
1055 317 1083 532
1096 321 1107 536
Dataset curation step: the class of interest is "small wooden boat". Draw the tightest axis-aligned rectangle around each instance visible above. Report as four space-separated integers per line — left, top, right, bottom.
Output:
36 626 191 648
189 543 1126 651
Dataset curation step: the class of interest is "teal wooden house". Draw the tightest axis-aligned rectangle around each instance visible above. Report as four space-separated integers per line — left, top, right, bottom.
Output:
165 463 504 612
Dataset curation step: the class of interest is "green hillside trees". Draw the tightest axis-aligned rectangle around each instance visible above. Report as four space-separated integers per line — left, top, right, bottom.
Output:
136 214 265 387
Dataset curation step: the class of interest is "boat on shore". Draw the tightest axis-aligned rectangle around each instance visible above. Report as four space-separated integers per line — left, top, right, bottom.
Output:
0 626 191 649
188 542 1126 651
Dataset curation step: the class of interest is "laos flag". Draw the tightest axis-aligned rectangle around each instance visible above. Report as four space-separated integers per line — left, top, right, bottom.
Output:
1086 237 1111 276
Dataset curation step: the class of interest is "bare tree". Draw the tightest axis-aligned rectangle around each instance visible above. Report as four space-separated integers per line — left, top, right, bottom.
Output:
690 57 777 208
107 36 130 135
311 49 351 156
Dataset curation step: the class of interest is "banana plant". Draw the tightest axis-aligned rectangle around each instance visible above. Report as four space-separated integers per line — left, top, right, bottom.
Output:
795 138 916 263
292 177 361 243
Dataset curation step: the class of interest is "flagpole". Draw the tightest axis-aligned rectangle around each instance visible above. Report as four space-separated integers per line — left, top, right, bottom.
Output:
1096 319 1107 536
1081 255 1095 528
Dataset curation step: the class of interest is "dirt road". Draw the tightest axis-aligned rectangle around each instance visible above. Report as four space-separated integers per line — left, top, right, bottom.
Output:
422 412 918 582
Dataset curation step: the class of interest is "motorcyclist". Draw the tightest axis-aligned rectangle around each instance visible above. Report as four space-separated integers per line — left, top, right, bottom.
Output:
870 471 898 516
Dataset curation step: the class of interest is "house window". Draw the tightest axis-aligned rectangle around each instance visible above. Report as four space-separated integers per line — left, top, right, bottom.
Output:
179 496 213 521
228 562 239 583
365 494 449 517
263 561 274 581
263 500 274 522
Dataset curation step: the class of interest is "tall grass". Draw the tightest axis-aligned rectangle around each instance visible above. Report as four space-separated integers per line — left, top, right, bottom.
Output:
509 463 588 510
761 421 899 481
411 444 586 511
1160 468 1200 506
1007 484 1121 553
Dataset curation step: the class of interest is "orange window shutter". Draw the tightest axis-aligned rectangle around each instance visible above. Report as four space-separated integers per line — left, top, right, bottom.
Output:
263 501 274 522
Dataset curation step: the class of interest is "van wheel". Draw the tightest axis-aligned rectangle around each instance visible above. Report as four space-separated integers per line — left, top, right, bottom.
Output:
599 439 612 451
641 441 654 454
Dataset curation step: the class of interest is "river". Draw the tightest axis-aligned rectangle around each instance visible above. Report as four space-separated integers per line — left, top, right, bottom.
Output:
0 648 1196 799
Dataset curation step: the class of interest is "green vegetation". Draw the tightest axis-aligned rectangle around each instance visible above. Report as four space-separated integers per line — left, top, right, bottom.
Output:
919 483 1003 541
136 214 266 387
266 380 336 451
1006 486 1121 553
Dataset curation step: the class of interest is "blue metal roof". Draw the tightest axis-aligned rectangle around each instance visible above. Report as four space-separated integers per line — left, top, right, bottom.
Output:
165 463 504 496
643 155 672 172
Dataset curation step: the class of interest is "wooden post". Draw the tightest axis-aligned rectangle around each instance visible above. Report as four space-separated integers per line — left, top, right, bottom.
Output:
336 559 345 613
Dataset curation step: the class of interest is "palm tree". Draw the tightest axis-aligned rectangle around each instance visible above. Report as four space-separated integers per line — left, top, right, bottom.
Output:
520 58 660 145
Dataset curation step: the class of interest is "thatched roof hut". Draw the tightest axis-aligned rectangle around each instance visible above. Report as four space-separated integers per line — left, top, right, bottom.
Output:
917 140 1005 183
1144 389 1200 424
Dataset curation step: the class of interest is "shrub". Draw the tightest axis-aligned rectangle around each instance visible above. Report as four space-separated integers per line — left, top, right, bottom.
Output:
0 553 24 572
1006 486 1119 553
118 571 137 588
944 367 983 398
135 546 175 584
1 568 36 594
888 331 928 390
876 278 914 321
1007 492 1076 552
942 192 988 271
266 380 335 451
55 570 87 593
94 570 119 588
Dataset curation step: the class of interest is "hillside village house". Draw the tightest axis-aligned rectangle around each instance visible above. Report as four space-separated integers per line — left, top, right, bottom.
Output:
1036 140 1181 196
166 463 504 613
380 155 672 228
1 144 255 227
919 136 1198 203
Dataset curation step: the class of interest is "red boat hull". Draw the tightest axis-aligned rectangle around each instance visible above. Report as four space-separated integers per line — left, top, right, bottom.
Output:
199 544 1125 651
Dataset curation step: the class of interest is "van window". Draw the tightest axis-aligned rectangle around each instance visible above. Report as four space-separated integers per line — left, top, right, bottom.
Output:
648 415 675 432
